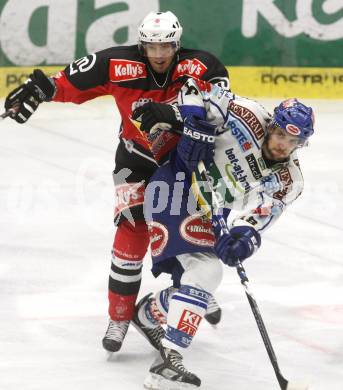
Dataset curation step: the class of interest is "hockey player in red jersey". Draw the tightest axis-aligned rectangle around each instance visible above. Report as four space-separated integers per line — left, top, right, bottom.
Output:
4 11 229 353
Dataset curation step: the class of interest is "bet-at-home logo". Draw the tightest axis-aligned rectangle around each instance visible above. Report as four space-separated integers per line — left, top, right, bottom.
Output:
242 0 343 40
0 0 159 65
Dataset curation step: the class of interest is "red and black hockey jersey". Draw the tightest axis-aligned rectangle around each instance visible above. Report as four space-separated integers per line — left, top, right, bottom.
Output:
52 45 229 162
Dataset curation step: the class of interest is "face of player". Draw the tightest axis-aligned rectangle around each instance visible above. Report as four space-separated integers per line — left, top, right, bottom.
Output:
143 42 177 73
262 126 302 161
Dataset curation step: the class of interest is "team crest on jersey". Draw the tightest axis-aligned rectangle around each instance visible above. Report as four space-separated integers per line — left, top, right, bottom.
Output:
179 214 215 247
177 309 202 336
148 222 169 257
228 101 264 140
172 58 208 81
110 59 147 82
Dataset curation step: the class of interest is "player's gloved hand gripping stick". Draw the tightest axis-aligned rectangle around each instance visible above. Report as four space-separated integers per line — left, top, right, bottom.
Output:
197 160 310 390
2 69 55 123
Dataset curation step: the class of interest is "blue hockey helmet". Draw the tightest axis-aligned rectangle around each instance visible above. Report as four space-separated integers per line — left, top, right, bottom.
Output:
272 98 314 145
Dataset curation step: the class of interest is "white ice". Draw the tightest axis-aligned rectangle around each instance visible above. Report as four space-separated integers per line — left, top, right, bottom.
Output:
0 97 342 390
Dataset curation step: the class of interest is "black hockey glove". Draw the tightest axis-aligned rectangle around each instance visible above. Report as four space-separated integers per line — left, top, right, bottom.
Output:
132 102 184 134
5 69 56 124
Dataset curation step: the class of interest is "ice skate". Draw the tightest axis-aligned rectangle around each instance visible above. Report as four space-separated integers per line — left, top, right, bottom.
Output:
144 345 201 389
204 294 222 325
102 319 130 352
132 293 165 351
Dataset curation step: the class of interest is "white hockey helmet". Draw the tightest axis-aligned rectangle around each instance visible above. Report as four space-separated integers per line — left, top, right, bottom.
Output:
138 11 183 47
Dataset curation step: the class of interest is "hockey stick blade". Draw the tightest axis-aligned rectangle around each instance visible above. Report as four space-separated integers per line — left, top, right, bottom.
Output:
242 281 291 390
287 382 310 390
278 374 310 390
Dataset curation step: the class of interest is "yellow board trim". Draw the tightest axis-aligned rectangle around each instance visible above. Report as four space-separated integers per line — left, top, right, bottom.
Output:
0 65 342 99
0 66 62 98
228 66 343 99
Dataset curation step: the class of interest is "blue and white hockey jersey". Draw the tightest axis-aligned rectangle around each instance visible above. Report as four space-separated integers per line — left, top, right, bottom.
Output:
144 78 304 266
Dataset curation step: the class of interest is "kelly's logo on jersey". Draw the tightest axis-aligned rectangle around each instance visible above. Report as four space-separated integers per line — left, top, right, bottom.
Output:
172 58 207 80
228 101 264 140
110 59 147 82
114 181 145 221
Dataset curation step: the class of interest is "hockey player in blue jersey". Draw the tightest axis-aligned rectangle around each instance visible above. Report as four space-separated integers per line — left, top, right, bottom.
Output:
131 78 315 389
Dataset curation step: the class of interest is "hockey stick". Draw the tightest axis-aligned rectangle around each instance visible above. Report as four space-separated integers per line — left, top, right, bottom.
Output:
197 160 309 390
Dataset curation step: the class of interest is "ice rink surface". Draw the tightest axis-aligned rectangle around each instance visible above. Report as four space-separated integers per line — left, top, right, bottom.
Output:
0 97 342 390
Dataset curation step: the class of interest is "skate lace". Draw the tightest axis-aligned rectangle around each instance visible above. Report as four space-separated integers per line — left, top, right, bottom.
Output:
105 320 129 341
206 294 220 314
146 322 165 343
169 351 187 373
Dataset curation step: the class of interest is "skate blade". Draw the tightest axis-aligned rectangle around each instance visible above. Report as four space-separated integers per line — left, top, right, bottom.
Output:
106 351 115 361
144 373 199 390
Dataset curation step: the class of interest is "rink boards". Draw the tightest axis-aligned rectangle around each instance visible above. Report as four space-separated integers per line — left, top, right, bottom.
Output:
0 66 343 99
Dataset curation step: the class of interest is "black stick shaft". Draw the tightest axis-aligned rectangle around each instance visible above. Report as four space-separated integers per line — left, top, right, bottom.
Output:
236 264 288 390
196 161 289 390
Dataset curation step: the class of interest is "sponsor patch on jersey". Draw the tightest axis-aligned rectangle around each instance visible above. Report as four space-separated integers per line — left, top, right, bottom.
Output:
246 154 262 180
273 167 293 200
148 222 169 257
172 58 208 80
131 98 153 112
228 101 264 140
230 120 253 152
258 157 267 171
114 182 145 219
225 148 251 193
177 309 202 336
179 214 215 247
110 59 147 82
